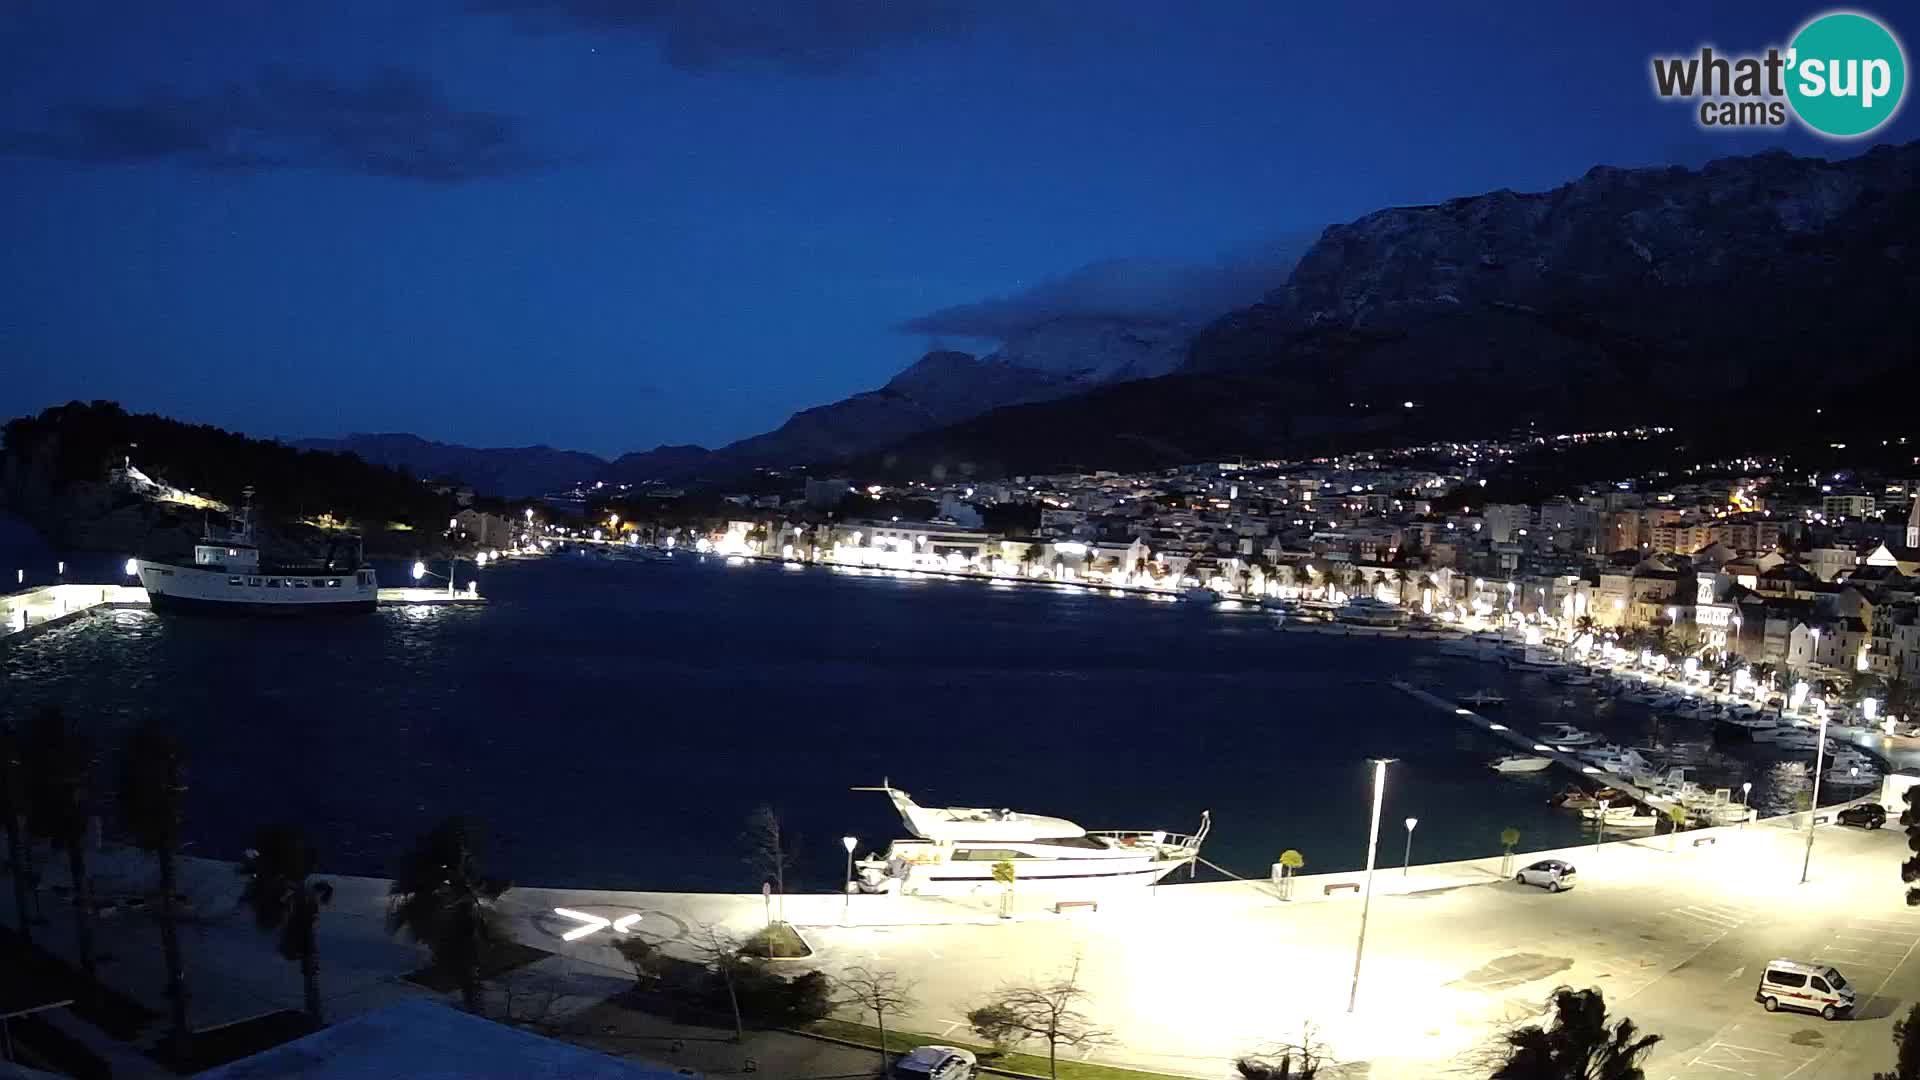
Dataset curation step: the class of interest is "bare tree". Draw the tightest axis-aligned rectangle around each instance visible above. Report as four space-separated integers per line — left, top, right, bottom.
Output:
742 805 798 921
840 965 917 1074
690 922 748 1043
1237 1023 1334 1078
967 958 1111 1079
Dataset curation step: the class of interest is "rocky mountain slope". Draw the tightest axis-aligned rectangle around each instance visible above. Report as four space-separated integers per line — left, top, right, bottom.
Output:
606 349 1074 483
862 142 1920 477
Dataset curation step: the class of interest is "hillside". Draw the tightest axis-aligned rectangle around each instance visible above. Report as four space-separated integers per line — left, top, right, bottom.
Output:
2 402 454 555
293 432 606 498
859 142 1920 478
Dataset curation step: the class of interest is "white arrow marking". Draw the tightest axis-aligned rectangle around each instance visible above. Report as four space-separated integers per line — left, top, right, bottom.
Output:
612 914 642 934
554 907 611 941
1724 965 1747 981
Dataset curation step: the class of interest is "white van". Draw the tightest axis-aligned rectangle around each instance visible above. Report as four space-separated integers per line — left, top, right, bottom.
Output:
1755 959 1855 1020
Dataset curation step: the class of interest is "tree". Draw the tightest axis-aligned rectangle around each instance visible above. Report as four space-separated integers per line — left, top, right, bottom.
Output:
238 825 335 1023
1493 986 1660 1080
1236 1023 1333 1078
1276 849 1304 900
742 805 797 922
1573 616 1597 638
387 818 509 1013
1901 784 1920 907
0 722 33 945
841 965 917 1074
116 720 192 1063
1501 827 1521 877
1873 1001 1920 1080
992 859 1016 918
22 706 98 1000
1665 804 1689 852
691 922 748 1042
967 958 1111 1079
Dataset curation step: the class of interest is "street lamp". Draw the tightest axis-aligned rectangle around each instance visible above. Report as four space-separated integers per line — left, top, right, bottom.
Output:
841 836 858 923
1347 758 1394 1014
1740 781 1752 806
1800 708 1831 885
1402 817 1418 877
411 561 425 581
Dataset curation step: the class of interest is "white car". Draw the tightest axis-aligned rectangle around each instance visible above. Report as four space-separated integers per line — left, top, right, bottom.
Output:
893 1045 977 1080
1514 859 1577 892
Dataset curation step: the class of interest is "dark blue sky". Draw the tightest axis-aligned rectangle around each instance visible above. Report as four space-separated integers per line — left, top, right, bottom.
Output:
2 2 1913 457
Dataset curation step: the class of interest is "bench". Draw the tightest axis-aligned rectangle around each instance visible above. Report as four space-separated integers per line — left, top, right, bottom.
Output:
1054 900 1098 914
1324 882 1361 896
1691 836 1718 847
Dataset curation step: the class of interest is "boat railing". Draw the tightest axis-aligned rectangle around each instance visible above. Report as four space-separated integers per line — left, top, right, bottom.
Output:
1090 810 1211 854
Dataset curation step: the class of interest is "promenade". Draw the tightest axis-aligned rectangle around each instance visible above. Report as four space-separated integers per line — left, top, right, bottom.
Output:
9 806 1915 1078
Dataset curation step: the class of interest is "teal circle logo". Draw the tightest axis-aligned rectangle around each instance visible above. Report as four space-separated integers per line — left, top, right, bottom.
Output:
1787 12 1906 137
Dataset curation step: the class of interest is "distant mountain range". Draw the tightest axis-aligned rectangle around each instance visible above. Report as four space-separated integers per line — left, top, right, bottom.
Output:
304 141 1920 492
291 433 605 499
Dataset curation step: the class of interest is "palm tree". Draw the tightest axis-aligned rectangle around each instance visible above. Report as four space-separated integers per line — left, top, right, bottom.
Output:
1573 616 1597 638
386 818 508 1014
22 705 98 999
1493 986 1660 1080
117 720 192 1063
0 722 33 945
239 825 335 1024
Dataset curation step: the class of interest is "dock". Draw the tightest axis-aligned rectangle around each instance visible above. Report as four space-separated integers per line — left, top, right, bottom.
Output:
1390 677 1681 817
1 582 484 645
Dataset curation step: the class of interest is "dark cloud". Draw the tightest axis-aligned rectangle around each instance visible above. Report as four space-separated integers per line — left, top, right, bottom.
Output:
899 234 1321 341
476 0 983 75
0 68 551 183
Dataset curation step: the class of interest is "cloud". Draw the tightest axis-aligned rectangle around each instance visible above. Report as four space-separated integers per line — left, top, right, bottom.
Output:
0 68 551 183
476 0 983 75
899 234 1320 341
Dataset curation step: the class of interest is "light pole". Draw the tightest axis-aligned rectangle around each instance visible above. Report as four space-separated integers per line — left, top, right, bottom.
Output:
1347 757 1393 1014
1801 711 1831 885
841 836 858 923
1741 781 1753 827
1402 817 1418 877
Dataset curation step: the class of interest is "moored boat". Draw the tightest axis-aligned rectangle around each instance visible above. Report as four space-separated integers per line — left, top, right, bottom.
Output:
850 782 1210 897
1490 754 1554 774
134 489 376 615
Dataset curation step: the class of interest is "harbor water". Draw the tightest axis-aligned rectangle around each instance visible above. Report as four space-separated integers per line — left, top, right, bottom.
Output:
0 537 1867 892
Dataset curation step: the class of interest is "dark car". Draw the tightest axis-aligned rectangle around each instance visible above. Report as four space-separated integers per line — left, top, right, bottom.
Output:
1837 803 1886 830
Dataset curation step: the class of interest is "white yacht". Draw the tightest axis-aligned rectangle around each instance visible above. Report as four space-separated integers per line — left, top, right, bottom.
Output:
134 490 376 615
1180 587 1221 604
1334 598 1407 627
1490 754 1555 774
1461 690 1507 708
1505 645 1567 672
850 783 1210 897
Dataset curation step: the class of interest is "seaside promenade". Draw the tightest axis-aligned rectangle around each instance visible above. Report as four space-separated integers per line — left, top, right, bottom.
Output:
9 807 1917 1079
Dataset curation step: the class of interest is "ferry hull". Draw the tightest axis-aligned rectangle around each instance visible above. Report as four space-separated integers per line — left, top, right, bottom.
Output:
145 591 377 616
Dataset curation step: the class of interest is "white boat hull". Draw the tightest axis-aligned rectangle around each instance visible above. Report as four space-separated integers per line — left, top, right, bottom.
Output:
137 561 377 615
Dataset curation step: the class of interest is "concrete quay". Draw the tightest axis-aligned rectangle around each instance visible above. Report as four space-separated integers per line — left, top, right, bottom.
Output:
11 807 1915 1079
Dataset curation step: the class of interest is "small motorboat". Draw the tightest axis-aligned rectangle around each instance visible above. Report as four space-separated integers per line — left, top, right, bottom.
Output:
1581 804 1660 828
1540 724 1601 747
1462 690 1507 708
1490 754 1555 774
1554 786 1620 810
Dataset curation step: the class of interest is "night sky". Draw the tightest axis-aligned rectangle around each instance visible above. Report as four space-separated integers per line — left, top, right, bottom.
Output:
3 3 1913 457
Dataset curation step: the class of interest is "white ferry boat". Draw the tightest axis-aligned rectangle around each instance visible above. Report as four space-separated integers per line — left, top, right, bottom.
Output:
851 783 1209 897
134 490 376 615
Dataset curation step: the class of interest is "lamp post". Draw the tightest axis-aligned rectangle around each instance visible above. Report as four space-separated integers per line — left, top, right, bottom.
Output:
841 836 858 923
1402 817 1418 877
1347 758 1393 1014
1740 781 1753 827
1801 710 1831 885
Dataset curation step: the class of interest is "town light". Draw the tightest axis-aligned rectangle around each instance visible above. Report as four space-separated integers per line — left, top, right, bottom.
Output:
1801 709 1832 885
411 561 426 581
1740 781 1752 805
1347 757 1393 1013
1402 817 1419 878
124 557 138 577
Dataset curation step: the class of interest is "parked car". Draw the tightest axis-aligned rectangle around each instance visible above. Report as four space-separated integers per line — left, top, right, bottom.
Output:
1514 859 1577 892
1756 959 1855 1020
893 1045 977 1080
1837 803 1887 829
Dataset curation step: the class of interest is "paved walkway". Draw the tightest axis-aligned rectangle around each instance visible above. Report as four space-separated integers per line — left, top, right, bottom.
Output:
7 809 1917 1078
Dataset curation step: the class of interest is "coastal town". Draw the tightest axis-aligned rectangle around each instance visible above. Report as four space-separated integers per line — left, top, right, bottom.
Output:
480 426 1920 697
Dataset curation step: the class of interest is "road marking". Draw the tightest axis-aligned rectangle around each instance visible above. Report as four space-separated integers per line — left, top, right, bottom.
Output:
1724 965 1747 981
